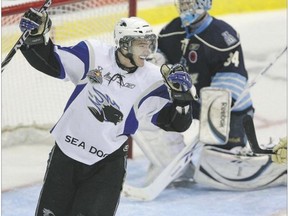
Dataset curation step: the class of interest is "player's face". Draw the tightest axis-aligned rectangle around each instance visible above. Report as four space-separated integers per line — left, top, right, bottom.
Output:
130 38 156 67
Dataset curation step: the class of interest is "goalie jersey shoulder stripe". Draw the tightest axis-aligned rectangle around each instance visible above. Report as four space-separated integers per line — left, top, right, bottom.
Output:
211 72 253 111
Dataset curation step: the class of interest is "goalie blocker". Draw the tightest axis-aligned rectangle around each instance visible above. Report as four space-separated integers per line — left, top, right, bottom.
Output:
199 87 231 145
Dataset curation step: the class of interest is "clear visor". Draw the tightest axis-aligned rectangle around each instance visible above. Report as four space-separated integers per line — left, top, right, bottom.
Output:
120 34 157 58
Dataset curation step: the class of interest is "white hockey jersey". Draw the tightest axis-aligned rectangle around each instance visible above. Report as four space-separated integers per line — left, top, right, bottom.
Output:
50 39 171 165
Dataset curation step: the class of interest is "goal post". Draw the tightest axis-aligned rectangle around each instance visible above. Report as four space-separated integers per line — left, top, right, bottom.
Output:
1 0 136 157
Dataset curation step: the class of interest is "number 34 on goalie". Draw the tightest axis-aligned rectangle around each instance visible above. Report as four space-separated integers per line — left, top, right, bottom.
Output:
199 87 231 145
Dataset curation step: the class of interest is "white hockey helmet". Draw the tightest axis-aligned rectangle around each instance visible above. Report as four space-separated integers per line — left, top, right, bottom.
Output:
114 17 157 56
175 0 212 26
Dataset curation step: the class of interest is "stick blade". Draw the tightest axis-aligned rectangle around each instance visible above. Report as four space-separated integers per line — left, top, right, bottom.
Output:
242 115 273 154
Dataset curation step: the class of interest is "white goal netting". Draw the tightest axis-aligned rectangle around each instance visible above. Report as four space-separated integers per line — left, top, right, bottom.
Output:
2 0 135 147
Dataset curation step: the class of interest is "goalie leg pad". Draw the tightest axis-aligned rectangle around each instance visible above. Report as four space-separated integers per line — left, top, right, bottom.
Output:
193 145 287 190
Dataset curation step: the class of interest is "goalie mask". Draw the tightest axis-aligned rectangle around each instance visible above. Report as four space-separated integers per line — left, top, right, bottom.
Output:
114 17 157 66
175 0 212 27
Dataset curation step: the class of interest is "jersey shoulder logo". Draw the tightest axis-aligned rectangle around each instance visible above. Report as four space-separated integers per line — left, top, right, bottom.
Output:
87 66 103 84
221 31 237 46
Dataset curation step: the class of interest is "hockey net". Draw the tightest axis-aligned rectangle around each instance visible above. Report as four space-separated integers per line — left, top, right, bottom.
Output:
1 0 136 148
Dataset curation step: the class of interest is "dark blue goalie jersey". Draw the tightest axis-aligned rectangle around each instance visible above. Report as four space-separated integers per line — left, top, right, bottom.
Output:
158 15 253 117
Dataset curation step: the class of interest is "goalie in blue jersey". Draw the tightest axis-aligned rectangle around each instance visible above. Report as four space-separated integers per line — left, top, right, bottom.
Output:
136 0 287 191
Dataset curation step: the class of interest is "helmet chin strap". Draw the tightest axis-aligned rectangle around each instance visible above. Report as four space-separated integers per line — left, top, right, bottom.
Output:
116 49 138 73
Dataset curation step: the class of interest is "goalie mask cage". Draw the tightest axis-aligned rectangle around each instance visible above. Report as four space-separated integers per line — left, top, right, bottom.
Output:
1 0 136 154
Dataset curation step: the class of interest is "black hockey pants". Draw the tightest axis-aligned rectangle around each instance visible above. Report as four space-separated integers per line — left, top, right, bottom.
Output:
35 143 128 216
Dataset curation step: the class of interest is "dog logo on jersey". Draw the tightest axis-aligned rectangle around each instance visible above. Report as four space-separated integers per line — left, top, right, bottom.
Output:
221 31 237 46
88 87 123 125
87 66 103 84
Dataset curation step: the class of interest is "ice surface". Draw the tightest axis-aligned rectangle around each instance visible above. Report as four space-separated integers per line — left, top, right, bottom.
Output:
1 9 287 216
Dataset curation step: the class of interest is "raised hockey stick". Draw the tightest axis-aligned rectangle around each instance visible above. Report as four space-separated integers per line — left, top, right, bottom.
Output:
242 115 273 154
122 134 199 201
1 0 52 73
232 46 287 110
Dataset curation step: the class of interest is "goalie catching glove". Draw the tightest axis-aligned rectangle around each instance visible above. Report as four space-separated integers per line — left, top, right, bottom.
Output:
272 137 287 164
19 8 52 45
161 64 197 115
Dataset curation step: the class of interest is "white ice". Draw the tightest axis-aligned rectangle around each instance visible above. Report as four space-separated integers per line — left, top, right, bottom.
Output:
1 10 287 216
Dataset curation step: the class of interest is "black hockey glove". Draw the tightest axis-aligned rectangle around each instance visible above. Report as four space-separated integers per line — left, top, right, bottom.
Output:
19 8 52 45
161 64 197 115
161 64 195 103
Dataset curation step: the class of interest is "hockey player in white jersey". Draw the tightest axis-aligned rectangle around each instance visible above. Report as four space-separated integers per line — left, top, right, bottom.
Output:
19 9 195 215
134 0 287 191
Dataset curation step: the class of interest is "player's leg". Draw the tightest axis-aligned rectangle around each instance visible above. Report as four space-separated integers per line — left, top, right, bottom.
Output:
35 144 77 216
69 154 127 215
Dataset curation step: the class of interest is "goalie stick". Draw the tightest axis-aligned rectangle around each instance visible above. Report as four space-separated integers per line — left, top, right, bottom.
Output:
242 115 273 154
232 47 287 152
122 134 199 201
1 0 52 73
